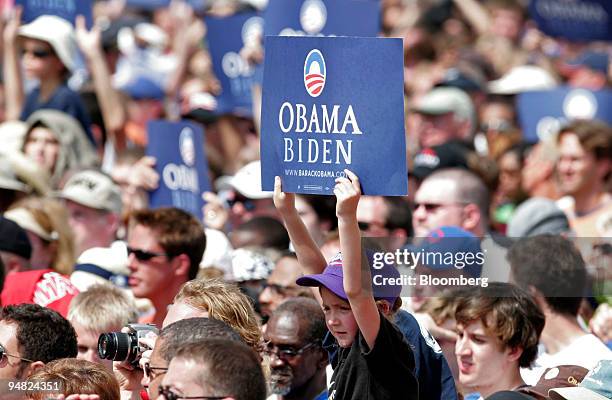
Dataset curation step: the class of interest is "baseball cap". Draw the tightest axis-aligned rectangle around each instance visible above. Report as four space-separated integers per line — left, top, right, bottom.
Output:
0 216 32 259
414 226 483 278
507 198 571 237
412 87 475 125
488 65 557 95
120 76 165 101
4 207 58 242
71 243 130 291
226 160 273 200
19 15 77 72
296 250 402 303
519 365 588 400
59 170 122 214
566 51 609 75
230 248 275 282
0 156 28 193
412 141 469 180
549 360 612 400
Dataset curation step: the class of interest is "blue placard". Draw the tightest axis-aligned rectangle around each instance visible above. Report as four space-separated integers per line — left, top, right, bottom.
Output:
206 12 262 116
125 0 206 12
146 120 211 220
529 0 612 41
517 87 612 142
264 0 380 37
16 0 92 27
260 36 407 196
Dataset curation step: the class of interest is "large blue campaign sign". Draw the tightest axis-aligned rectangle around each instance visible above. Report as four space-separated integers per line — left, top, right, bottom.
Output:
146 120 211 220
17 0 93 26
264 0 380 37
529 0 612 41
517 87 612 142
260 36 407 196
206 12 262 116
125 0 206 12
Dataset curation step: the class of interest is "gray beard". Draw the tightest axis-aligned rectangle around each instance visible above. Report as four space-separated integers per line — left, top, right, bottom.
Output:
269 366 294 396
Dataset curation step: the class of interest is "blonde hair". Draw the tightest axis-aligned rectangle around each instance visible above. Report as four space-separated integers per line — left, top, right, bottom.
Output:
68 284 138 332
9 196 75 275
27 358 119 400
174 278 262 350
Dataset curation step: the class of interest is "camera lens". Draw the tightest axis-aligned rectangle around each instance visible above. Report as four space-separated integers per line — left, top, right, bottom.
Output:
98 332 131 362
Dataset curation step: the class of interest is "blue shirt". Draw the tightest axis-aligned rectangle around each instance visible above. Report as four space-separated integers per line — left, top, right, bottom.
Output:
21 84 94 144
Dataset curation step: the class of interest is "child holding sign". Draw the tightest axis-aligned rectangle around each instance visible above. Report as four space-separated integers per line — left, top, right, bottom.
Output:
274 172 418 400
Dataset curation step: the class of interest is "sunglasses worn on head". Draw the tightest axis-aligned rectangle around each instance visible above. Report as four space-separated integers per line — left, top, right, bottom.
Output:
158 385 228 400
0 343 34 364
21 48 53 58
127 247 170 261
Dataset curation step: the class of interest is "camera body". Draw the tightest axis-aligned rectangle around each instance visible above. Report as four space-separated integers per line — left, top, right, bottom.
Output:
98 323 158 366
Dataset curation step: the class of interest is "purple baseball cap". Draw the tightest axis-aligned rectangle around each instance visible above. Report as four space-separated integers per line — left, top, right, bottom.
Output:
296 250 402 303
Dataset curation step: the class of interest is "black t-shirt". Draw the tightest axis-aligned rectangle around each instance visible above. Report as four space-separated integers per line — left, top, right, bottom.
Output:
328 313 419 400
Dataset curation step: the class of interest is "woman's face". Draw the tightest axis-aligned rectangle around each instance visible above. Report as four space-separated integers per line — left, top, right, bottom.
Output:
24 126 60 173
21 38 64 79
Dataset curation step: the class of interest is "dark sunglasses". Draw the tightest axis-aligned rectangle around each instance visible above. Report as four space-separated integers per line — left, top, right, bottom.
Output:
158 385 227 400
263 341 317 361
143 362 168 380
127 247 170 261
226 196 256 212
21 48 53 58
0 343 34 364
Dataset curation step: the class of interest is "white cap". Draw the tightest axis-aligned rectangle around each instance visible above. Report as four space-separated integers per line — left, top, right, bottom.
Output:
488 65 557 95
19 15 77 72
59 170 122 214
228 161 273 199
4 207 57 241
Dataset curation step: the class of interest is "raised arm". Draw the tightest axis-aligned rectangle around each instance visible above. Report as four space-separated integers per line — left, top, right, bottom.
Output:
273 175 327 275
3 6 24 121
335 169 380 350
75 15 127 151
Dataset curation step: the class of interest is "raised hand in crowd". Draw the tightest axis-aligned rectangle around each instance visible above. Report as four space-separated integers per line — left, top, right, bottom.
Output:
590 303 612 344
3 5 24 120
202 191 229 230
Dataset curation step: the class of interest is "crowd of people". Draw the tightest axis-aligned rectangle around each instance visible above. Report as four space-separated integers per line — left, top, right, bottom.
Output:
0 0 611 399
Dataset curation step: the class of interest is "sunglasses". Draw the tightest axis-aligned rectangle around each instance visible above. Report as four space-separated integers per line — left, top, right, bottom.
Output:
143 362 168 381
0 343 34 364
127 247 171 261
158 385 228 400
21 48 53 58
263 341 317 361
413 202 466 212
226 196 256 212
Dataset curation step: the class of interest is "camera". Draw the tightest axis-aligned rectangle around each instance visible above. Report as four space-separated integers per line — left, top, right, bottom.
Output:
98 324 158 366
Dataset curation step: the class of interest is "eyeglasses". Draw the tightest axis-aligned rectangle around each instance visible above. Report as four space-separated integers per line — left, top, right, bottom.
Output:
0 343 34 364
413 202 466 213
143 362 168 380
127 247 171 261
21 48 53 58
158 385 228 400
263 341 317 361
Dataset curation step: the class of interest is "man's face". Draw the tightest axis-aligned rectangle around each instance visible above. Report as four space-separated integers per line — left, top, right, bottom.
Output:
227 191 278 227
0 320 27 379
415 112 459 148
356 196 389 237
259 257 308 319
557 133 597 196
157 357 208 400
145 336 168 399
72 321 112 371
264 313 322 396
162 301 208 328
413 178 465 237
455 320 518 394
21 38 64 80
127 224 174 299
65 200 115 255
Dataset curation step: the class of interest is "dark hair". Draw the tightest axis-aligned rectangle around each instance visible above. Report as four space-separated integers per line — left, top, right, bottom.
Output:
297 194 338 230
271 298 327 345
507 235 587 316
383 197 413 236
454 282 544 368
235 216 290 250
158 317 244 362
174 339 267 400
129 207 206 280
0 304 77 363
